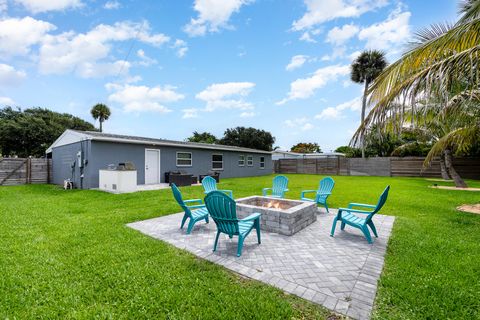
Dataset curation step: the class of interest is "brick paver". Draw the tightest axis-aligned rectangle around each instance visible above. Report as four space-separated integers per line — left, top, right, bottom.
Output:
128 209 394 320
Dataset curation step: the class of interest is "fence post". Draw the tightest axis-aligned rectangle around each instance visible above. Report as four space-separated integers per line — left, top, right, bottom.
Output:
47 159 51 184
25 158 30 184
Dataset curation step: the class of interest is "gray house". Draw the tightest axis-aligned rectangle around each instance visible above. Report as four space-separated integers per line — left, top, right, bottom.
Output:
46 130 273 189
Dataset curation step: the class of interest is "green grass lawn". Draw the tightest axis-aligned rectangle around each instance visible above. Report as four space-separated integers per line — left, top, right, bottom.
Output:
1 175 479 319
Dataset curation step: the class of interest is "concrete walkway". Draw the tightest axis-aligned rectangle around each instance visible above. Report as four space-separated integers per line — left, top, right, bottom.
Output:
128 209 394 320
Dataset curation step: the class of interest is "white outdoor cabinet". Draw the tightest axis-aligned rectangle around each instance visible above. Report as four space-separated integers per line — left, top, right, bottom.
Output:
99 170 137 193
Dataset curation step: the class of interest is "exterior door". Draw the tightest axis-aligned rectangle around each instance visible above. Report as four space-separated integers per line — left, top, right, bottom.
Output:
145 149 160 184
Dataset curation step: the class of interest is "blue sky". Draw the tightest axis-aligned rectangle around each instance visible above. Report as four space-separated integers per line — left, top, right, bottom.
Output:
0 0 457 151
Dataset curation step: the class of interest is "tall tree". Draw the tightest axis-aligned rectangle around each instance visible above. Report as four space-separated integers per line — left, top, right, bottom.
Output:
186 131 218 144
90 103 111 132
219 127 275 151
354 1 480 144
0 107 95 157
421 103 479 188
350 2 480 187
350 50 388 158
290 142 321 153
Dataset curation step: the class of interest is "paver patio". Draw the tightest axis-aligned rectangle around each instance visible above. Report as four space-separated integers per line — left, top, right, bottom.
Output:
128 209 395 320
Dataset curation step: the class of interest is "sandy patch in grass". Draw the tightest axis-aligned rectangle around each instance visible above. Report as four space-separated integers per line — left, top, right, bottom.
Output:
426 178 453 182
430 185 480 191
457 204 480 215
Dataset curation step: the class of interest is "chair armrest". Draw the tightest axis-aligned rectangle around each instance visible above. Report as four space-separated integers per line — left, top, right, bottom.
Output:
262 188 271 196
318 192 332 196
218 189 233 197
348 203 376 209
339 207 372 214
187 204 206 209
241 212 261 222
184 199 202 204
300 190 316 198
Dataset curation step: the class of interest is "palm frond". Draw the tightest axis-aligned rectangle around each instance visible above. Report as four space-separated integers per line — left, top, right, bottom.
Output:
458 0 480 24
424 125 479 167
410 23 454 48
368 18 480 105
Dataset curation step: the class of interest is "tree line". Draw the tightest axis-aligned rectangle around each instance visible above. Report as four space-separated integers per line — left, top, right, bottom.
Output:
186 128 275 151
0 103 111 158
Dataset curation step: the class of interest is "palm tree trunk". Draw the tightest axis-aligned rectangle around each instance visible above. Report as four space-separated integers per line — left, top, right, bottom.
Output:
361 81 369 158
439 153 450 180
99 120 103 132
444 149 467 188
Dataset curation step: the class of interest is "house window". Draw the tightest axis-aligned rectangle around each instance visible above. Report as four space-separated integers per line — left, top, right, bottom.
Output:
238 155 245 166
212 154 223 170
247 155 253 166
260 156 265 169
176 152 192 167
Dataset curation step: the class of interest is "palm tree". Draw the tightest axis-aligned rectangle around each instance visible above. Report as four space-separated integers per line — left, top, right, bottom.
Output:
90 103 111 132
348 1 480 187
350 50 388 157
354 1 480 138
422 103 479 188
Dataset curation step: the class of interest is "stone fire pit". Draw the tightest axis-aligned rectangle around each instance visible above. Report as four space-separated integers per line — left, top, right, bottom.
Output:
236 196 317 236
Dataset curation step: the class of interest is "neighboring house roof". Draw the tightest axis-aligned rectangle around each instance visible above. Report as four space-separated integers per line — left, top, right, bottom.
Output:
272 150 345 160
46 130 272 154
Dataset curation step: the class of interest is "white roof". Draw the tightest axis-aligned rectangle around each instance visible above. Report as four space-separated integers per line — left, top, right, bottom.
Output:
272 150 345 159
46 130 272 154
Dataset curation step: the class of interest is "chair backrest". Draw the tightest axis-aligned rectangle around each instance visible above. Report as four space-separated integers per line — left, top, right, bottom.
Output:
366 186 390 221
272 175 289 197
171 183 191 217
202 176 217 193
318 177 335 194
204 191 239 236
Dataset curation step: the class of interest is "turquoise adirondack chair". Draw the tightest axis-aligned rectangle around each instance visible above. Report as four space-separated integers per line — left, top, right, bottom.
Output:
204 191 261 257
202 176 233 198
330 186 390 243
171 183 209 234
301 177 335 213
262 175 289 198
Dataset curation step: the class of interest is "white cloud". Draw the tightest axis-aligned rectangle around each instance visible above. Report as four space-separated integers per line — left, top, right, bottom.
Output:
0 96 14 105
14 0 83 13
358 7 410 51
292 0 388 31
326 23 359 46
348 50 362 61
0 63 26 86
0 17 56 56
0 0 7 14
38 21 169 78
107 83 184 113
299 31 316 43
315 96 361 120
321 55 331 61
195 81 256 117
299 28 322 43
136 49 157 66
182 108 199 119
286 55 308 71
196 81 254 104
277 65 349 104
171 39 188 57
240 111 255 118
104 0 121 9
284 117 314 131
184 0 253 37
321 46 347 61
78 61 131 78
